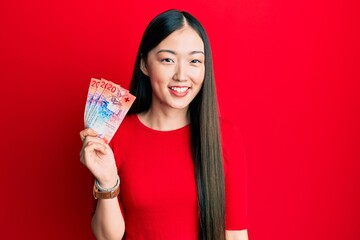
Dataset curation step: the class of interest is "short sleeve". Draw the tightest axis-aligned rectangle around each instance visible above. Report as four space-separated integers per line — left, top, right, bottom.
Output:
222 120 249 230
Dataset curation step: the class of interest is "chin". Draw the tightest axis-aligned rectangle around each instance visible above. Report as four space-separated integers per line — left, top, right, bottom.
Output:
169 102 191 110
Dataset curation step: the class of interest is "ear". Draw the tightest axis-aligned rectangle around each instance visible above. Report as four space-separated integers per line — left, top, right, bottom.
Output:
140 58 149 76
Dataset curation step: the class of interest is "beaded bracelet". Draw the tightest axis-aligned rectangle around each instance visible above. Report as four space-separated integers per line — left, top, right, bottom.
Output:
95 175 120 192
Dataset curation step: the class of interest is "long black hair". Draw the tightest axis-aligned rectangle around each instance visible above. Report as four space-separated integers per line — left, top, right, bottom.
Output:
129 9 225 240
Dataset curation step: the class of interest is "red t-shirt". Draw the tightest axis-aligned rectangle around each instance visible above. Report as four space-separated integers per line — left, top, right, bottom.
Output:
109 114 248 239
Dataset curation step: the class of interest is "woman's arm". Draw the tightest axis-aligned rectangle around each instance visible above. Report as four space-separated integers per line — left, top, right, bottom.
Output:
80 128 125 239
92 198 125 240
226 230 249 240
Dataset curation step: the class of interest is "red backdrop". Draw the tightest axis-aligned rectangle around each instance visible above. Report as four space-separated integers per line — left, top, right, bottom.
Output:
1 0 359 239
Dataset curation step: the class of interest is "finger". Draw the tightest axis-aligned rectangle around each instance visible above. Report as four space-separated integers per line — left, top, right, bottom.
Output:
80 137 106 163
103 143 114 155
79 149 85 164
83 135 106 146
83 141 107 156
80 128 98 141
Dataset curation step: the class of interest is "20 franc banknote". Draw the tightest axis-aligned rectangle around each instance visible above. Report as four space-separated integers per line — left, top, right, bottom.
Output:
84 78 136 143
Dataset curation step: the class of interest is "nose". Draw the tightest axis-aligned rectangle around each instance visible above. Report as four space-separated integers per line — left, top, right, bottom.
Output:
173 62 187 82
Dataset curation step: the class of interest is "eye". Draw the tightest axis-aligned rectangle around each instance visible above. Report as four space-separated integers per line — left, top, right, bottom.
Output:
191 59 202 64
161 58 174 63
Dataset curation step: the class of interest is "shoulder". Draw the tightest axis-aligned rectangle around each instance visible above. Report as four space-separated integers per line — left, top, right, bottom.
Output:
109 114 138 146
109 114 140 167
116 113 138 132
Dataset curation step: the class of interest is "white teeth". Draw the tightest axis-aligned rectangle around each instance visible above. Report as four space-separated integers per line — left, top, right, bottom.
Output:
171 87 188 93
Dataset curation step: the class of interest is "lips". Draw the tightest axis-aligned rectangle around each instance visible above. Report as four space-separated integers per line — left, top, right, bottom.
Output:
169 86 189 93
169 86 190 96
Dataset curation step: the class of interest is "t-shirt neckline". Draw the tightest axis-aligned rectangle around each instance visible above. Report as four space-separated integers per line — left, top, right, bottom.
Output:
134 114 190 134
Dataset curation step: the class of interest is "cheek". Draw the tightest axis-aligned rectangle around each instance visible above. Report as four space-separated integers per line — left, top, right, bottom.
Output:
148 66 171 83
195 67 205 84
148 72 168 94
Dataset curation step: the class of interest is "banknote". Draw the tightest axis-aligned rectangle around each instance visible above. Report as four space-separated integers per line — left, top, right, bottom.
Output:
99 90 136 143
85 78 111 126
84 78 135 143
87 80 123 130
84 78 101 124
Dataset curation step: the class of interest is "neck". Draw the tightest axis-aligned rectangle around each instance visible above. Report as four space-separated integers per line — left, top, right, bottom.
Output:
138 106 189 131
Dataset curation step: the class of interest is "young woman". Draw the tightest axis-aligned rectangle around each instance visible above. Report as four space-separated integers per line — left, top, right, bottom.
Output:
80 9 248 240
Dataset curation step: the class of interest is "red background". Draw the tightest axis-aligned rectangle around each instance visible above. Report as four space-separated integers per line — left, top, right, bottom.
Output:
1 0 359 239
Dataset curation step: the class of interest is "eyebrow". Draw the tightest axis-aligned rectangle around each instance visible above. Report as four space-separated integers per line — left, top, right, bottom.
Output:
156 49 205 55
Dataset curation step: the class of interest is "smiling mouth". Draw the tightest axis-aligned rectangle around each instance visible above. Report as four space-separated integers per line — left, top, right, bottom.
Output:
169 86 190 93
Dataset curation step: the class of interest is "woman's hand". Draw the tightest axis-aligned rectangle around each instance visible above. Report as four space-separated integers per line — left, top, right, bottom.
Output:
80 128 118 188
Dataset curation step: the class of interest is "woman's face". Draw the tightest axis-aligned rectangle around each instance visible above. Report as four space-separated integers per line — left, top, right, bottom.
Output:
141 26 205 112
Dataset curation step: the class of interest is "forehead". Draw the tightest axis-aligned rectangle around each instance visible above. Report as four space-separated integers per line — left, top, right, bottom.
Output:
154 26 204 52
